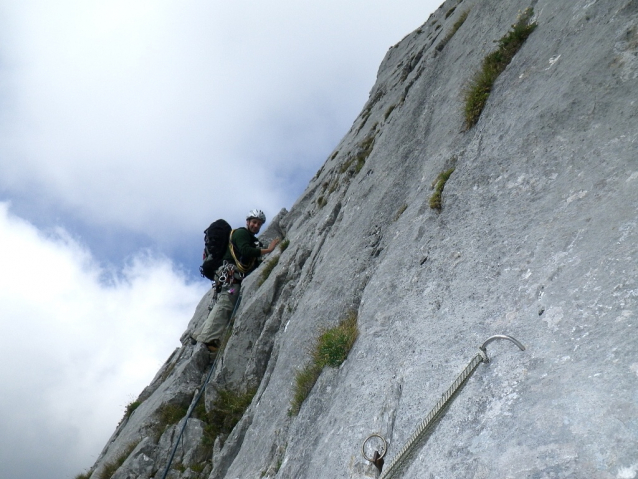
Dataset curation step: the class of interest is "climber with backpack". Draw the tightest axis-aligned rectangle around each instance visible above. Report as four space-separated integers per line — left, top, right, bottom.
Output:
194 209 280 352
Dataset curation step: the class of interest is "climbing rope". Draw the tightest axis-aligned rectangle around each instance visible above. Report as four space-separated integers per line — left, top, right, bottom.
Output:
159 292 243 479
368 335 525 479
228 230 255 274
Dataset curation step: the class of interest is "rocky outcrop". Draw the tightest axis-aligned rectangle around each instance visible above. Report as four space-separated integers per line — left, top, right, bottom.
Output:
85 0 638 477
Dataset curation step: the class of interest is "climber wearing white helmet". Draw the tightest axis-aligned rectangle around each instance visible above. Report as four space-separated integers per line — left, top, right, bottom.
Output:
195 209 280 352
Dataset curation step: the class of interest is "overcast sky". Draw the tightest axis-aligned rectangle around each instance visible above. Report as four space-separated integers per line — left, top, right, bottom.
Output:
0 1 441 477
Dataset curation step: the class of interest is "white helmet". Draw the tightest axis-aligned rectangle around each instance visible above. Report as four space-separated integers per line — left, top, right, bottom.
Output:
246 209 266 223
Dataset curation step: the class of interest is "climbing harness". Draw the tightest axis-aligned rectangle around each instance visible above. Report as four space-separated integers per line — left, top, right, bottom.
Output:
363 334 525 479
159 293 243 479
207 262 244 312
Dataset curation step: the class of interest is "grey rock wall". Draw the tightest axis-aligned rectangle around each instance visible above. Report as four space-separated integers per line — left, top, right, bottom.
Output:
85 0 638 477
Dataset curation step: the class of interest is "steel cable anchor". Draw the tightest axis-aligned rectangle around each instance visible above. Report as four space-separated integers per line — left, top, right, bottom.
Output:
479 334 525 362
362 434 387 472
362 334 525 477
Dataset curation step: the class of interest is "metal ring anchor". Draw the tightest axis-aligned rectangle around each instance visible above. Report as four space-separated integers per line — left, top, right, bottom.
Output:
479 334 525 363
362 434 388 462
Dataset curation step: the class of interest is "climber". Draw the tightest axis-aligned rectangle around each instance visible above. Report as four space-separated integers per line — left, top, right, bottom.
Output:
195 209 280 352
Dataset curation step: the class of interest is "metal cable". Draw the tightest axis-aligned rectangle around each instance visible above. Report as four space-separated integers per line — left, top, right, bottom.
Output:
377 335 525 479
379 352 485 479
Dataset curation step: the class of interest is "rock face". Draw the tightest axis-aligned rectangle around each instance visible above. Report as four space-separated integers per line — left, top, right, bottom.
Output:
86 0 638 478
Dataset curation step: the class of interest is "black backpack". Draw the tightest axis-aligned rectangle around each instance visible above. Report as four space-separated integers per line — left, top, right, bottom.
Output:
199 219 232 280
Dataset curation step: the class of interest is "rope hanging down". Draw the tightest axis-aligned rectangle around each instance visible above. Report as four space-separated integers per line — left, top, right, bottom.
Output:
159 292 242 479
368 334 525 479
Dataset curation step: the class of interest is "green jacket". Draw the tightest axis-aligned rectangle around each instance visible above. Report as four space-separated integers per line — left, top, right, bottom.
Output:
224 227 262 273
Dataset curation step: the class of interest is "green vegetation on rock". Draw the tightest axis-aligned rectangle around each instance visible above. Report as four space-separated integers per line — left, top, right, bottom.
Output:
194 388 256 448
157 402 189 429
290 311 359 416
463 8 536 129
259 255 280 285
95 443 138 479
394 204 408 221
430 168 455 210
384 104 397 120
437 10 469 53
340 132 377 175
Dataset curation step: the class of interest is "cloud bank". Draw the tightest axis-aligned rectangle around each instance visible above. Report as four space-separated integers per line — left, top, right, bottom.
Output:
0 0 440 256
0 202 207 478
0 1 442 476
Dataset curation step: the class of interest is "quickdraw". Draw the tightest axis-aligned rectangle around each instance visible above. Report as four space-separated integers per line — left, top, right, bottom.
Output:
207 263 243 311
217 262 237 285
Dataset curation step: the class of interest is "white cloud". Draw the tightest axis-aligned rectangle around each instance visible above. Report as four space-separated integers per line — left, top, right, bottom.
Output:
0 0 441 245
0 202 208 478
0 1 443 476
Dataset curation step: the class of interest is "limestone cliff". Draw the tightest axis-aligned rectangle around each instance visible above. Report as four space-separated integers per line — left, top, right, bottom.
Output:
85 0 638 477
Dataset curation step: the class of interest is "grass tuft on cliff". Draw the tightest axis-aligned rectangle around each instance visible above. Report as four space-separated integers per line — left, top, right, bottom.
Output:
118 400 141 425
436 9 469 52
259 255 280 285
194 388 256 447
339 129 377 175
463 8 537 129
157 402 188 427
430 168 455 211
289 311 359 416
95 442 138 479
394 203 408 222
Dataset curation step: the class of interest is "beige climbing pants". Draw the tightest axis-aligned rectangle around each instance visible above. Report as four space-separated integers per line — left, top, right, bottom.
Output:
196 280 241 344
